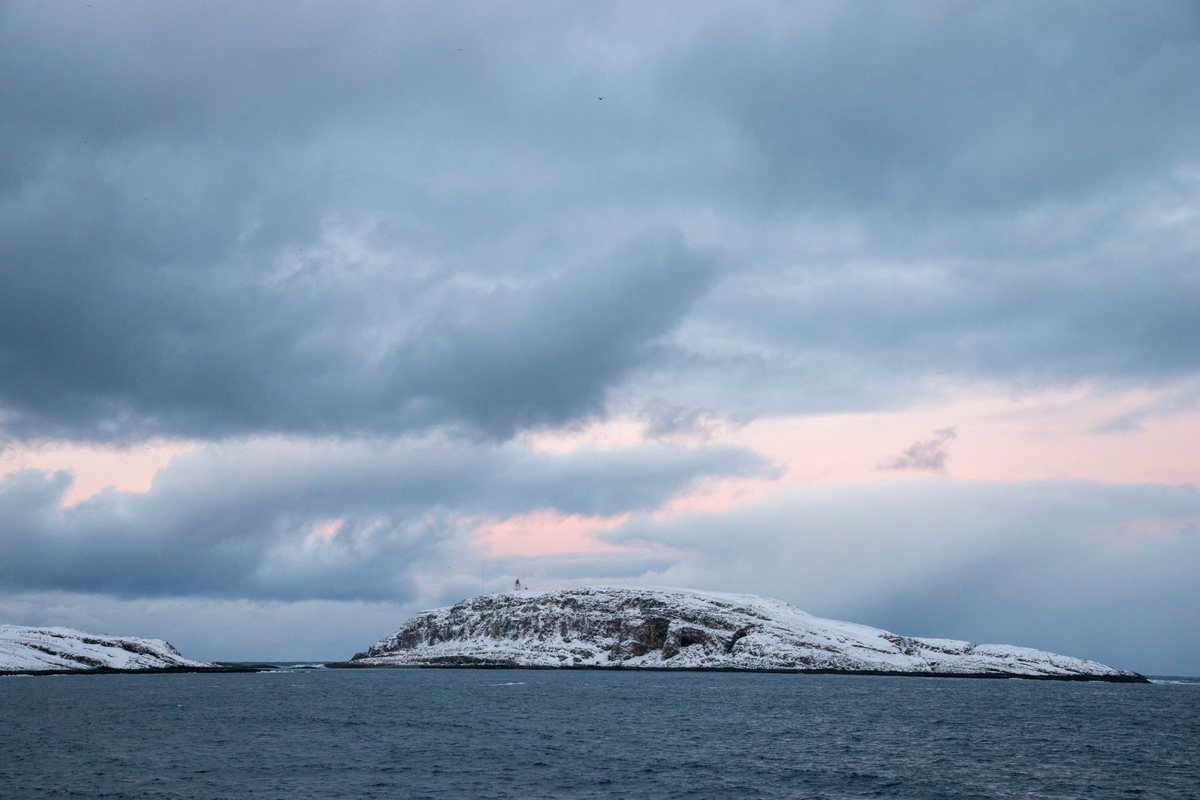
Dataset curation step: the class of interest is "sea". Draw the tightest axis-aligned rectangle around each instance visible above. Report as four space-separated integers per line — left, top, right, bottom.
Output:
1 668 1197 799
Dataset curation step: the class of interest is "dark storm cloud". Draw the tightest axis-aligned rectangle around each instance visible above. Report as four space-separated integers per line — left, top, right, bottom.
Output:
0 207 710 439
0 436 770 601
663 191 1200 415
672 2 1200 213
2 2 1200 441
0 2 712 441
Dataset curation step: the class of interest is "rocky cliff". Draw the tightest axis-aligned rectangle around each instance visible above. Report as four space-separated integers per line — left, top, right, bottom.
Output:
351 586 1145 681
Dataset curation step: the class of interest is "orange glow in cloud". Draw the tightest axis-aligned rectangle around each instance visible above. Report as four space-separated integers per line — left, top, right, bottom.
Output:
475 509 630 556
651 474 778 519
0 439 196 506
312 518 345 538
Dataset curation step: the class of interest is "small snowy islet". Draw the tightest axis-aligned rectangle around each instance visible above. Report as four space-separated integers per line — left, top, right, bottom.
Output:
0 625 211 672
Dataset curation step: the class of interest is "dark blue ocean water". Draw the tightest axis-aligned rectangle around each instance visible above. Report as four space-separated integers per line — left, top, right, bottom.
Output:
1 669 1197 799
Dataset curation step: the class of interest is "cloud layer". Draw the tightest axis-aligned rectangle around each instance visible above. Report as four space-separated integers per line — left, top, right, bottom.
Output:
2 2 1199 439
0 436 768 600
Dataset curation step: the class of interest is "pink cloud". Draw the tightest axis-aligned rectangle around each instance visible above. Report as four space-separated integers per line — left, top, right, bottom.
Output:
514 382 1200 536
537 383 1200 489
650 474 778 519
474 509 631 556
730 383 1200 486
0 439 196 506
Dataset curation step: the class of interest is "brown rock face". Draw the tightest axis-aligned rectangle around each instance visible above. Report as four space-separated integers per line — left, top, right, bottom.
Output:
662 626 721 659
637 617 671 649
359 591 751 663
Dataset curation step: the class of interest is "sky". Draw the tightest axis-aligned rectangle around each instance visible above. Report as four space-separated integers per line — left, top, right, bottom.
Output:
1 0 1198 674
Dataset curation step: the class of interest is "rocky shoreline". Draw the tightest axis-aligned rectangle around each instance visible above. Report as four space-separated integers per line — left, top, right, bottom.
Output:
0 663 276 677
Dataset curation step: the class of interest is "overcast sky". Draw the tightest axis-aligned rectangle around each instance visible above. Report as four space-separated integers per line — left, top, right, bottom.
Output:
1 1 1198 674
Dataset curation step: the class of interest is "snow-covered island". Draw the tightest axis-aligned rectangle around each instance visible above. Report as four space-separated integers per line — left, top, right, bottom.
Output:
0 625 216 674
345 586 1146 682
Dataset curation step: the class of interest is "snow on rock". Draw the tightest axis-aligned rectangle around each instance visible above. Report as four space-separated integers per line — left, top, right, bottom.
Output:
0 625 212 672
352 586 1144 681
